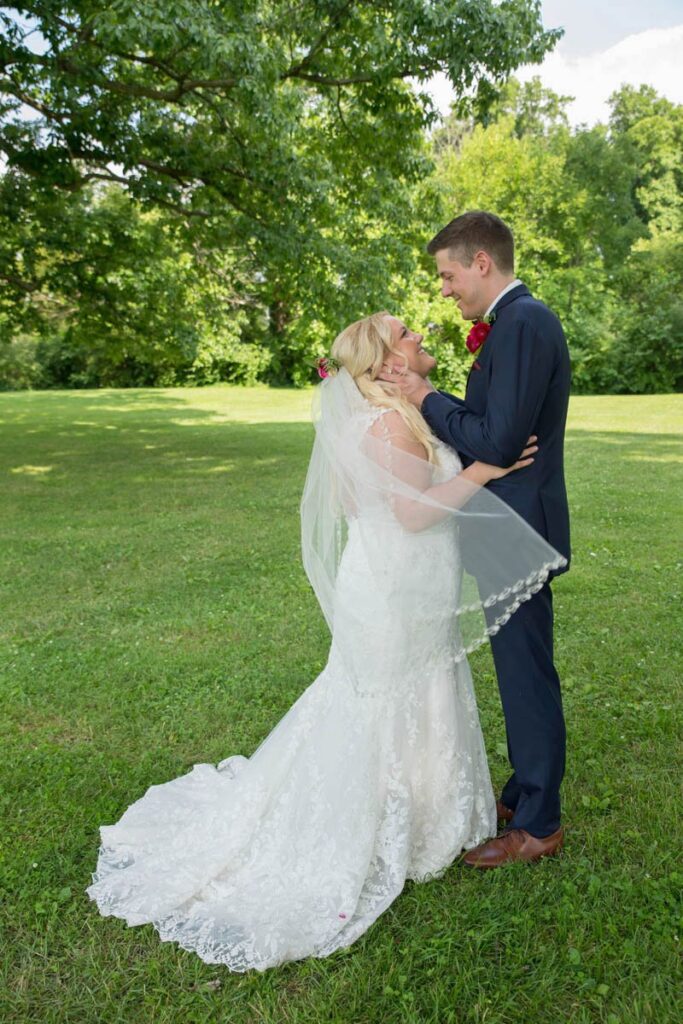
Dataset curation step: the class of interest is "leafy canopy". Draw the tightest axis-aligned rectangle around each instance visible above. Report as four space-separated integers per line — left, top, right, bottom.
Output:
1 2 559 238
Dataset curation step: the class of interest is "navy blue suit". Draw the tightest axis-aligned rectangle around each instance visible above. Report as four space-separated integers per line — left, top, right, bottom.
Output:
422 284 570 837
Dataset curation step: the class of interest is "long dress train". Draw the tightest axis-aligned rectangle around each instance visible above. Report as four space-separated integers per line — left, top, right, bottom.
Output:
87 423 496 971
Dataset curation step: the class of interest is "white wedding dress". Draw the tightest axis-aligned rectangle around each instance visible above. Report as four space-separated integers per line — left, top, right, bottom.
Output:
87 407 497 971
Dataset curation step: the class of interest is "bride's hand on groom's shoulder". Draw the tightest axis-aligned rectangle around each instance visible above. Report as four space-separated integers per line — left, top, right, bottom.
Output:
378 365 435 407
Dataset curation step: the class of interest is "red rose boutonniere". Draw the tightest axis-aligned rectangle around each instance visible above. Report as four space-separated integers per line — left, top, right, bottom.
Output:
465 312 496 354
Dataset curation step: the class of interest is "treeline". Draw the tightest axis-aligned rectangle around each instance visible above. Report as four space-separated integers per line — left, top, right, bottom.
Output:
419 80 683 395
0 4 680 393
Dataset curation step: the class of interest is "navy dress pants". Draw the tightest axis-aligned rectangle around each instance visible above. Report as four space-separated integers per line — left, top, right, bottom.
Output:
488 581 566 838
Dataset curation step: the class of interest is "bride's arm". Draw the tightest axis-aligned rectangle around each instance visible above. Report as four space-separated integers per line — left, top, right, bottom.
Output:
367 411 536 532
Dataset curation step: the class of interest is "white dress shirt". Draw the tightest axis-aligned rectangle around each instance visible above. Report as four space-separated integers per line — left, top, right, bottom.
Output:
484 278 522 319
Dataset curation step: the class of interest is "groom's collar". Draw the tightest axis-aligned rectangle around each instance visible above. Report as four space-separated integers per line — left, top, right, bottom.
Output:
484 278 522 318
488 281 530 317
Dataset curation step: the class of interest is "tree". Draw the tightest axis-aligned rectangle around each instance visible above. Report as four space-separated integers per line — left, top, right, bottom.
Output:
0 176 270 387
609 85 683 235
605 86 683 392
1 1 560 383
1 2 559 212
417 81 682 394
484 74 571 137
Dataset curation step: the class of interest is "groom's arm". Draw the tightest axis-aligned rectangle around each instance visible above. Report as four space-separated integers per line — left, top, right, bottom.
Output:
434 388 465 406
422 321 557 467
425 389 470 462
427 387 467 410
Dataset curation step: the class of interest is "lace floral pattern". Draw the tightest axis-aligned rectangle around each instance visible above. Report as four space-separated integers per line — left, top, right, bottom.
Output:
87 412 497 971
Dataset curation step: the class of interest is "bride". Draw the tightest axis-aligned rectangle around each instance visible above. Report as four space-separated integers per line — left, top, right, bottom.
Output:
87 312 565 971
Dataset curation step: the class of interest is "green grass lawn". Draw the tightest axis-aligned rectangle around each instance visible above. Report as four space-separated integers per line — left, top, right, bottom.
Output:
1 386 681 1024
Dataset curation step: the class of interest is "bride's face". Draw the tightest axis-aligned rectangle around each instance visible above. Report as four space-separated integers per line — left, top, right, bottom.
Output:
384 317 437 378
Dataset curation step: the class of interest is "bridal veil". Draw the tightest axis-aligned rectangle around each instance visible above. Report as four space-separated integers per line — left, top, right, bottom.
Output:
300 367 566 661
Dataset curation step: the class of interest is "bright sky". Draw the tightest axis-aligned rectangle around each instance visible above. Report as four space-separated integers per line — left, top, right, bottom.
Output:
428 0 683 126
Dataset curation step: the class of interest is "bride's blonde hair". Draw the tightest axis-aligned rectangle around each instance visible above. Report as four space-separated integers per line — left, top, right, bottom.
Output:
331 311 437 463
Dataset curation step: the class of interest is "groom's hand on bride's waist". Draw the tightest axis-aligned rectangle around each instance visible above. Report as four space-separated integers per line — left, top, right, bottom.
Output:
378 365 435 408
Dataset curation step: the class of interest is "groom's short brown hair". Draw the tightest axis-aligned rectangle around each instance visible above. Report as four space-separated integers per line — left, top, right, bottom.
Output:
427 211 515 273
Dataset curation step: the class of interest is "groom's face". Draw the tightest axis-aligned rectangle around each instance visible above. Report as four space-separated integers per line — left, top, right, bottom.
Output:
434 248 487 321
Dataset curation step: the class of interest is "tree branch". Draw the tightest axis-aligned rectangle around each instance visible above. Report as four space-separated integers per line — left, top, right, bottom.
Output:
285 67 417 86
0 270 39 294
334 84 357 140
0 78 67 125
285 0 356 77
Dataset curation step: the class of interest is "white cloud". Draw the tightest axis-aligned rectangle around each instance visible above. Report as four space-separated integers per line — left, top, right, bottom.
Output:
426 25 683 127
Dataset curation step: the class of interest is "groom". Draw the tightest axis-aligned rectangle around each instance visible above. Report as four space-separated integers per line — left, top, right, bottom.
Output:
382 211 570 867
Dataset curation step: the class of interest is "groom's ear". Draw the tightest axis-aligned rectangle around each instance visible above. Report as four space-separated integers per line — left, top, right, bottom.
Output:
473 250 493 276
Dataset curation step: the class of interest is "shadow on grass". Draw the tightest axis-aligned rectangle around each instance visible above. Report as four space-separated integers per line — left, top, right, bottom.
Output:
2 387 681 497
3 422 314 480
0 385 308 420
566 429 681 466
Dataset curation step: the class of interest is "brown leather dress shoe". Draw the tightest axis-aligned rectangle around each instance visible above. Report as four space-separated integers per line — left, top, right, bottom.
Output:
462 827 564 869
496 801 514 823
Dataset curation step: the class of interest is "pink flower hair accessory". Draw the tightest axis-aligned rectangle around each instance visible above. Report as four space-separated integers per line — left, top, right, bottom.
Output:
313 356 341 378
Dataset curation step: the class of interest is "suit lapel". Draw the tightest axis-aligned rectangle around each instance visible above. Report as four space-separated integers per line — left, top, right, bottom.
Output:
465 284 530 401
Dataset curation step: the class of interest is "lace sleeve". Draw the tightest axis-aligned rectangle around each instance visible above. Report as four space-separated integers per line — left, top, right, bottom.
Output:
366 410 432 482
365 410 477 532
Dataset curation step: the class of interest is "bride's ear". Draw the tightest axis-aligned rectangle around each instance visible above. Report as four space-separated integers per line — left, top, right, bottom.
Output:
365 360 383 380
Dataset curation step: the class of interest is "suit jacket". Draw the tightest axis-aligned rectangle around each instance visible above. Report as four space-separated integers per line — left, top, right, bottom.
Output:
421 284 571 574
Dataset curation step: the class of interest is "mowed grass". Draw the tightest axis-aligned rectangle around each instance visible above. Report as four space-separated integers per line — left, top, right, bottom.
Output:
0 386 681 1024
